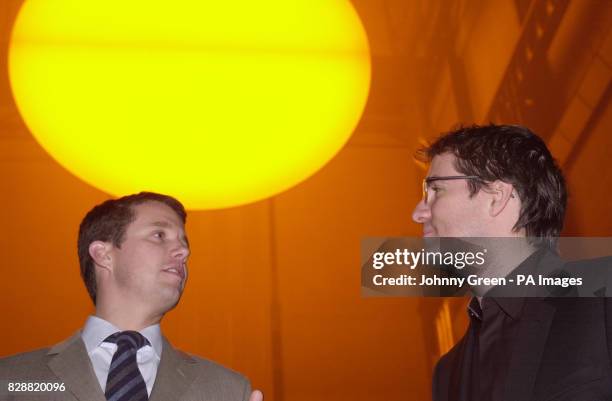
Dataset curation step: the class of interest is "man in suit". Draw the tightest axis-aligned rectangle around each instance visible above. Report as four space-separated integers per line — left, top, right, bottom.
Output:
411 125 612 400
0 192 264 401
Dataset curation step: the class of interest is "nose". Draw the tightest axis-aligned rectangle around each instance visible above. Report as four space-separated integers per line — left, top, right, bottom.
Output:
412 199 431 224
172 241 190 261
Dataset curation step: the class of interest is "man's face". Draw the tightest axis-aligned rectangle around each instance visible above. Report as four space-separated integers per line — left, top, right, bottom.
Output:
412 153 491 237
109 201 190 313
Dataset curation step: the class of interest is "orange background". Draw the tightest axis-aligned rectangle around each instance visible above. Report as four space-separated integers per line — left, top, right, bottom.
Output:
1 1 612 400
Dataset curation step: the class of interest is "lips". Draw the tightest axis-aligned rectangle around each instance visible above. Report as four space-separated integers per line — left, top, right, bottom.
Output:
423 227 436 237
162 264 186 279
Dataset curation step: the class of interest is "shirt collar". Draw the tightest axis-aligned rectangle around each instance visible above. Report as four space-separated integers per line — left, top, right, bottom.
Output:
467 297 482 321
81 315 162 358
467 297 525 322
490 247 554 319
493 297 525 320
471 247 553 320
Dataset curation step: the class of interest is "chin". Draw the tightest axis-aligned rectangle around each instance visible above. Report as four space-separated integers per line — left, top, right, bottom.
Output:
156 289 183 312
165 299 180 313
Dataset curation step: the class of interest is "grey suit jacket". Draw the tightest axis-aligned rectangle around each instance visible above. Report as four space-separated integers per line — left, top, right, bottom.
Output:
0 333 251 401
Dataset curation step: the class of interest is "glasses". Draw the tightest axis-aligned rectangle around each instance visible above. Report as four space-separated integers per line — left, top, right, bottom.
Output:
421 175 481 205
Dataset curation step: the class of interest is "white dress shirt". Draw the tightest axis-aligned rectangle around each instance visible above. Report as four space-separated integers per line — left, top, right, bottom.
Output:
81 316 162 396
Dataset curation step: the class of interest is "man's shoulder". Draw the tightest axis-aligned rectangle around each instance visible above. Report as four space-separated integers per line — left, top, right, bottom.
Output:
0 346 54 378
0 347 50 364
168 347 251 400
0 333 83 380
541 295 605 307
177 349 248 384
568 255 612 265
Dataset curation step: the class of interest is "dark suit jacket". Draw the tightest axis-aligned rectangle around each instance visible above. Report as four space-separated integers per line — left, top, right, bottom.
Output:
433 253 612 401
0 332 251 401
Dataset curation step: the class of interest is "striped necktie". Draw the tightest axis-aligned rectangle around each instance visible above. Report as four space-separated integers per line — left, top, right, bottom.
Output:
104 331 150 401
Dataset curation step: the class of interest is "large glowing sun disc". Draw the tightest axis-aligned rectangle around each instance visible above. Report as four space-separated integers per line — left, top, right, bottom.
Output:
9 0 371 209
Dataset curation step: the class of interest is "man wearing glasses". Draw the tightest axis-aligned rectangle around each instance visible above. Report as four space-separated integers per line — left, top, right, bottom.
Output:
412 124 612 400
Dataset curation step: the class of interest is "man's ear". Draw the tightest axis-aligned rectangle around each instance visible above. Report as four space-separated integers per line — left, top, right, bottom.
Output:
489 180 516 217
89 241 113 272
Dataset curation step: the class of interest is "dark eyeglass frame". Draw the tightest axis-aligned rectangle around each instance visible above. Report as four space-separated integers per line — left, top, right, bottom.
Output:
421 175 481 205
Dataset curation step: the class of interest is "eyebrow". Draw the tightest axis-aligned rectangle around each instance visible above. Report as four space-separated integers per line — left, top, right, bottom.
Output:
150 221 172 228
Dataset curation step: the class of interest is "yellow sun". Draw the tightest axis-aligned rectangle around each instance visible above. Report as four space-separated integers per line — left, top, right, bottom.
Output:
9 0 370 209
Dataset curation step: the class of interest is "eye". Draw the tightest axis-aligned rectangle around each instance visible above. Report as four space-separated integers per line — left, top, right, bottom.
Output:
153 231 166 240
430 185 442 193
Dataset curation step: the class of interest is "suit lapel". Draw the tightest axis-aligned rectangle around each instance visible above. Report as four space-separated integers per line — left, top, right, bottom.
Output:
47 332 107 401
149 337 199 401
503 299 556 401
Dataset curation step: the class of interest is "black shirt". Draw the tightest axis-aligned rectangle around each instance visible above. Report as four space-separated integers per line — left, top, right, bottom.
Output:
460 297 524 400
433 249 612 401
456 248 549 400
